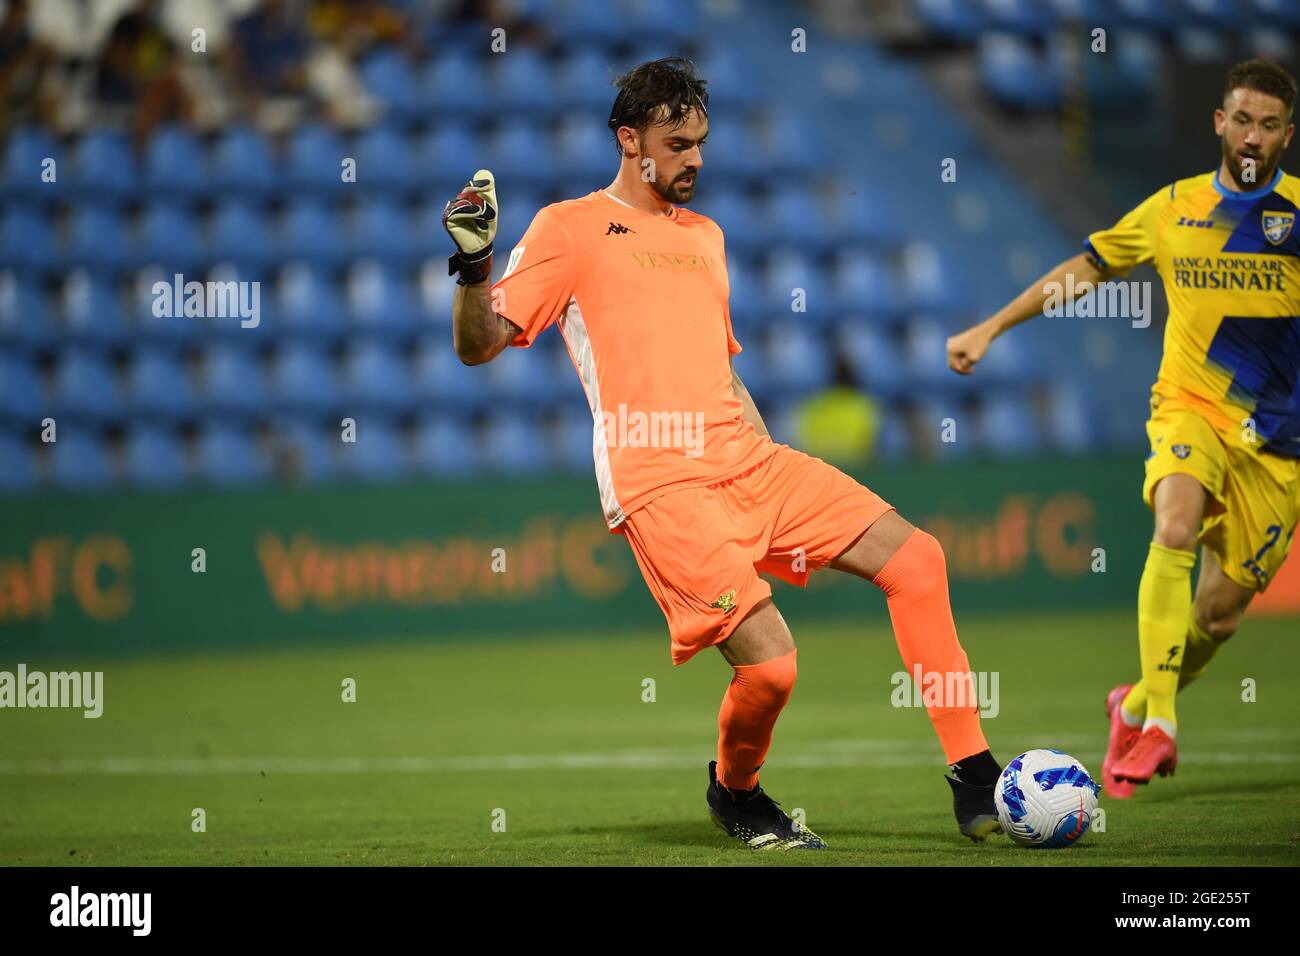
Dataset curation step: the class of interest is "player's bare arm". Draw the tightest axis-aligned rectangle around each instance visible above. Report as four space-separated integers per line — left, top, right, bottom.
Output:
451 281 518 366
443 167 519 365
946 252 1105 374
730 357 768 438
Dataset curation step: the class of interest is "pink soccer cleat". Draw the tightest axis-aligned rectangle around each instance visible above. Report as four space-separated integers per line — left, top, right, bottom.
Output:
1102 684 1142 799
1111 725 1178 784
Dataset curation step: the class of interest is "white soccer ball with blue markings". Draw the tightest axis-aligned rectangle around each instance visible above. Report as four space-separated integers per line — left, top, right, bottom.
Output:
995 749 1101 848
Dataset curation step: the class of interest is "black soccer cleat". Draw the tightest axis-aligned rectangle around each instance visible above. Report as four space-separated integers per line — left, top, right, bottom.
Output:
945 773 1002 843
706 760 827 850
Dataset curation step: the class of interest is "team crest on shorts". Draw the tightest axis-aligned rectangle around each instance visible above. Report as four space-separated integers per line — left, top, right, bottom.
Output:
710 588 739 614
1172 443 1192 459
1262 210 1294 246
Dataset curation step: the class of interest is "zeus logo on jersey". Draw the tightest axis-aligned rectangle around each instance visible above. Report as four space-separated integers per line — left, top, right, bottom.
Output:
1176 216 1215 229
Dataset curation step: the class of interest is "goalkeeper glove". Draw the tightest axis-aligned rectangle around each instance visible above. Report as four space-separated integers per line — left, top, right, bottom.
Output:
443 169 498 285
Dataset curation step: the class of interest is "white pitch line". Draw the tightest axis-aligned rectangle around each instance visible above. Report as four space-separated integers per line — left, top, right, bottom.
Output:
0 748 1297 776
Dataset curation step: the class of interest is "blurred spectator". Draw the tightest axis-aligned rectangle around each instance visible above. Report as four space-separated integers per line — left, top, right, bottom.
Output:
225 0 378 129
310 0 412 58
790 358 882 466
95 0 194 148
0 0 56 134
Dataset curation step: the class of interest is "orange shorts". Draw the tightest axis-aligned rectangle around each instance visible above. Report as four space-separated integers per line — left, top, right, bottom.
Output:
619 443 894 665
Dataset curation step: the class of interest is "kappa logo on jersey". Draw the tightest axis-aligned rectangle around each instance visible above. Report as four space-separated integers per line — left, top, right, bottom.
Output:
710 588 739 614
605 222 635 235
1262 211 1294 246
1172 443 1192 459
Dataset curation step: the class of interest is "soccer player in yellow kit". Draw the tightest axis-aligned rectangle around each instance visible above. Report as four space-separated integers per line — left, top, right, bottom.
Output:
947 59 1298 798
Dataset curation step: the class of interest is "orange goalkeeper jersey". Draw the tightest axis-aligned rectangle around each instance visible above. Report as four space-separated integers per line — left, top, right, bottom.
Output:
489 190 776 528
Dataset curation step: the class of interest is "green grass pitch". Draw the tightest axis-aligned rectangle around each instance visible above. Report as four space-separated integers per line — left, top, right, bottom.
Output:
3 609 1298 866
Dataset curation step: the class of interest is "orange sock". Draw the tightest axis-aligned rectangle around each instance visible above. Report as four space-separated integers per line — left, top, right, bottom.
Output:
716 648 797 791
873 530 989 764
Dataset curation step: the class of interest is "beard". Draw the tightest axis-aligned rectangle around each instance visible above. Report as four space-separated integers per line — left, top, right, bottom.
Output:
647 167 698 204
1221 136 1279 190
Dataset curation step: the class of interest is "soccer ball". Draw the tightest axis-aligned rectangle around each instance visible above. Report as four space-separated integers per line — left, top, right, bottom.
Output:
995 749 1101 849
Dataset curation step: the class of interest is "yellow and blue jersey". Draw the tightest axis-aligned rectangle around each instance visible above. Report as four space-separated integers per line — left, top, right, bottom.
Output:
1084 169 1300 458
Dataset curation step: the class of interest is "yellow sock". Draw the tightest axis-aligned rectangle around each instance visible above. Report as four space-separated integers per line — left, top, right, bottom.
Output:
1136 542 1197 735
1178 616 1223 690
1121 615 1221 720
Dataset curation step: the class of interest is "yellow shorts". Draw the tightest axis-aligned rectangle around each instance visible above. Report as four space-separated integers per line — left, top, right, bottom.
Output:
1143 396 1300 591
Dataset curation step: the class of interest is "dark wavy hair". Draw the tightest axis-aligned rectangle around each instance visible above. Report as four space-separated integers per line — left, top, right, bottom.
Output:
608 56 709 156
1225 59 1296 118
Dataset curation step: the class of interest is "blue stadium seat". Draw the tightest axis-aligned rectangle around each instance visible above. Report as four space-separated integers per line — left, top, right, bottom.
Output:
692 190 762 256
415 124 483 198
482 412 547 474
0 272 55 352
422 54 489 120
210 201 273 272
411 335 485 412
284 124 347 193
0 354 46 425
200 344 267 417
826 187 904 248
195 421 267 485
488 123 556 189
722 254 762 333
268 418 337 482
983 0 1059 35
50 430 113 490
548 0 630 45
70 131 135 200
553 116 610 181
353 125 416 193
978 394 1043 455
1045 383 1103 453
484 343 554 405
411 413 478 476
762 247 827 315
900 242 972 314
831 249 903 320
874 412 912 463
1111 0 1180 31
903 318 971 394
0 431 36 493
550 408 595 473
697 46 762 109
979 34 1064 110
126 348 197 421
697 120 760 181
130 267 202 347
344 261 415 337
763 321 834 394
1 204 58 273
281 199 346 267
343 340 410 411
763 191 831 255
337 416 405 481
360 49 422 121
136 202 204 271
271 344 339 414
916 397 978 462
53 350 120 423
61 270 129 347
275 262 346 342
491 47 554 116
554 50 614 111
65 203 130 272
916 0 990 40
211 126 277 197
1 127 60 202
124 426 188 488
350 200 415 265
144 126 209 197
729 343 772 405
761 112 823 177
837 321 906 398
